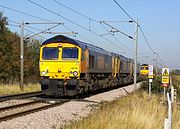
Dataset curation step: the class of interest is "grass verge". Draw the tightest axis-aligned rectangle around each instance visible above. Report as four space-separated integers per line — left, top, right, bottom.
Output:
0 83 41 95
64 92 180 129
171 75 180 101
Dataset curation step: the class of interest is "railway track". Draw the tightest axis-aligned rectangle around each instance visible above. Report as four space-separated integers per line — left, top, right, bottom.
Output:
0 99 69 122
0 91 43 102
0 82 138 123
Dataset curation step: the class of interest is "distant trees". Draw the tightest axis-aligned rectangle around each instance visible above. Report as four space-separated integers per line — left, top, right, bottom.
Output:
171 70 180 75
0 12 40 83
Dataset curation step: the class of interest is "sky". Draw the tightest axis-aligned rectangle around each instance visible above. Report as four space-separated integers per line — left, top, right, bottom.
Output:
0 0 180 70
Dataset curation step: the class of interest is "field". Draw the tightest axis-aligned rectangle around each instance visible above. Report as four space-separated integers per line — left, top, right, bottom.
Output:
65 92 180 129
0 83 41 95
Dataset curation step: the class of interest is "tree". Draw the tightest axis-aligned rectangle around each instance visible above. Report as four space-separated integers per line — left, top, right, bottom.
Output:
0 11 8 34
0 12 41 83
0 12 9 82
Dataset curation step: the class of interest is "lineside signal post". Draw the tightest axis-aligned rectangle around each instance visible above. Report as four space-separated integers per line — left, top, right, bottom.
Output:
148 65 153 95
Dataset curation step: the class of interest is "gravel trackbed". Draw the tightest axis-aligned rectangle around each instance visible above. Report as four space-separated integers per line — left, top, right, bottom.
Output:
0 83 140 129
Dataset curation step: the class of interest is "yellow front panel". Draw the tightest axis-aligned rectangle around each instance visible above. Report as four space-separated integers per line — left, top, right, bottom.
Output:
140 70 149 75
140 66 149 75
40 61 80 79
39 43 81 79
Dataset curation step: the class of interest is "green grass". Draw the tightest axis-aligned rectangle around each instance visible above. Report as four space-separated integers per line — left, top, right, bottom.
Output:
0 83 41 95
64 92 180 129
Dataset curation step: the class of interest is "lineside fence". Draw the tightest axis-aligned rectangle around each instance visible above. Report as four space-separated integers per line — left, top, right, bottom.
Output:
164 77 177 129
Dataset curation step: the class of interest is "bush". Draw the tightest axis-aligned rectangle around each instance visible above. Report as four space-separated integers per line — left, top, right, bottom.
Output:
141 75 163 93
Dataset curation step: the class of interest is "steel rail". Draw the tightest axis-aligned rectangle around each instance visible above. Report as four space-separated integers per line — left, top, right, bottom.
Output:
0 91 43 102
0 100 41 112
0 100 69 122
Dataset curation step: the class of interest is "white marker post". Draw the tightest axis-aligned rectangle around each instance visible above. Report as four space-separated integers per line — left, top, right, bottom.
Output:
148 65 154 96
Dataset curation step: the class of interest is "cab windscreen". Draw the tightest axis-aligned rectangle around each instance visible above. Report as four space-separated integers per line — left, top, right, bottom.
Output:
62 47 78 59
42 47 59 60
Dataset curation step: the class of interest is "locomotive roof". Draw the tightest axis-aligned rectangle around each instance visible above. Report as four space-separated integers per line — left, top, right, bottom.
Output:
111 52 134 62
141 64 148 66
42 35 80 45
42 35 111 55
42 35 134 60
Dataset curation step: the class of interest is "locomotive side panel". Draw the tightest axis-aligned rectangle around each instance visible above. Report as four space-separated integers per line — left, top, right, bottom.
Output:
105 55 112 71
81 48 89 73
88 49 112 73
97 54 105 69
120 59 128 73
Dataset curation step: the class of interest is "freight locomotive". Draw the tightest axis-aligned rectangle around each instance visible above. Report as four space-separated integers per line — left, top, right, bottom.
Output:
140 64 149 75
39 35 140 96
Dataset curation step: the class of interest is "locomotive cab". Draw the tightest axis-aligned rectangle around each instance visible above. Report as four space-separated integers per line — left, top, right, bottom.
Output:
39 41 82 96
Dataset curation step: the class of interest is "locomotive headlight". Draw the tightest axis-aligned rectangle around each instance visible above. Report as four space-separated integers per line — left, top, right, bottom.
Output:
73 71 78 76
41 71 46 76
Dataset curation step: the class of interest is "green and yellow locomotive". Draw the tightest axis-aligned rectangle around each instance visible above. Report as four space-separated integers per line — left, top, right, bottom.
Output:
39 35 139 96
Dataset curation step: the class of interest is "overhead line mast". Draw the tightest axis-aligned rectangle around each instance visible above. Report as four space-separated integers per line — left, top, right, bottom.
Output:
114 0 166 80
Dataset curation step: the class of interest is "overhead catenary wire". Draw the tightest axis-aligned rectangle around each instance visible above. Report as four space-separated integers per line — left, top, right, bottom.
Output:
27 0 96 34
8 19 20 24
1 3 85 40
2 0 137 56
54 0 135 55
8 18 96 46
114 0 165 66
3 4 68 39
27 0 130 54
114 0 154 52
100 21 134 56
53 0 134 53
62 24 94 43
114 0 137 24
8 19 63 35
100 22 134 54
7 19 47 40
2 3 62 40
139 27 155 53
1 0 134 56
53 0 97 31
7 24 19 27
24 28 47 40
112 35 134 53
26 24 60 39
53 0 98 22
0 4 53 22
101 21 134 40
